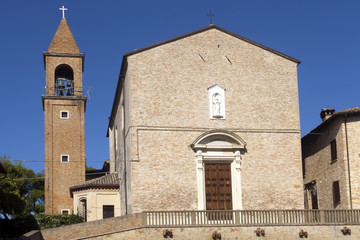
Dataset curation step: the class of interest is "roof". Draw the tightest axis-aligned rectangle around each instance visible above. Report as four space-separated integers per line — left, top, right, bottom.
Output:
48 18 79 54
124 25 300 64
302 107 360 140
106 24 301 135
70 173 119 197
335 107 360 115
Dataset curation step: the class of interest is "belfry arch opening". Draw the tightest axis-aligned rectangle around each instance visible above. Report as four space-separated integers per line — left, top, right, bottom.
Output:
54 64 74 96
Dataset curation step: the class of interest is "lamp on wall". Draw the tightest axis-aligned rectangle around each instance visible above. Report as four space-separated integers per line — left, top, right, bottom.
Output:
255 228 265 237
212 231 221 239
299 230 308 238
341 227 351 235
163 229 173 238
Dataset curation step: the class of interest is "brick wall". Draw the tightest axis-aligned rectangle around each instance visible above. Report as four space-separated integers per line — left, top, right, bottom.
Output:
44 98 86 214
303 117 350 209
23 213 360 240
43 18 86 214
117 28 303 212
343 115 360 208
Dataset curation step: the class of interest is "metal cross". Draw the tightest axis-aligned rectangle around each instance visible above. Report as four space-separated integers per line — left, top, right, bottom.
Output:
59 6 68 18
206 11 215 24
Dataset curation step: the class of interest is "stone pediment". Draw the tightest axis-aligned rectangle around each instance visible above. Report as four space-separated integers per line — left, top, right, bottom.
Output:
191 130 246 151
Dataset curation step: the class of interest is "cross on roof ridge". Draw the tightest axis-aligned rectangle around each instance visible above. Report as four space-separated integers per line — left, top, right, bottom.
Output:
59 6 68 19
206 10 215 24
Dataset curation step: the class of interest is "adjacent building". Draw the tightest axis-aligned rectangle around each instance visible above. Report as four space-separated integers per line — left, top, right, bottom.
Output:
302 107 360 210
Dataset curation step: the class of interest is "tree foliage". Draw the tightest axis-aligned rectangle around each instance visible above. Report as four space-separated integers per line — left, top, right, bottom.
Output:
0 214 84 237
0 154 44 219
35 214 84 230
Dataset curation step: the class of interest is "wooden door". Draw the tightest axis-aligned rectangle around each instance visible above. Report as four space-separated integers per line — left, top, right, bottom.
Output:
205 163 232 210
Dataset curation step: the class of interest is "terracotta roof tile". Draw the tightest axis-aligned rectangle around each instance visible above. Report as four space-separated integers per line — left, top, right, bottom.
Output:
334 107 360 115
302 106 360 140
70 173 119 196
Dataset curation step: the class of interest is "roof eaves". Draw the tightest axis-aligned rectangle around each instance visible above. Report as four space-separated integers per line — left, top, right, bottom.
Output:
302 108 360 140
106 57 128 137
69 184 119 197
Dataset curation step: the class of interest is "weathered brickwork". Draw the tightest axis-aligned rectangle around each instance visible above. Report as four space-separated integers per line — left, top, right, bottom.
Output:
109 26 304 214
48 18 79 54
130 130 303 212
43 98 86 214
45 56 83 97
25 213 360 240
303 111 360 209
343 115 360 208
303 117 350 209
43 18 86 214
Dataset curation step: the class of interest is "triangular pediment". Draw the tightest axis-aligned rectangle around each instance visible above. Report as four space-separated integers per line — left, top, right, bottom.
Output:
124 25 300 64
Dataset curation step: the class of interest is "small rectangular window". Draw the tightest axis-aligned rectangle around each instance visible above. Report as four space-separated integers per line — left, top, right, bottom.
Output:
60 110 69 119
331 139 337 162
61 209 70 215
333 181 341 208
103 205 114 219
61 155 69 163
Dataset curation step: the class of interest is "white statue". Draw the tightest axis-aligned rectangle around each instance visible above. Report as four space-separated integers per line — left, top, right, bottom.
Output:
212 93 222 117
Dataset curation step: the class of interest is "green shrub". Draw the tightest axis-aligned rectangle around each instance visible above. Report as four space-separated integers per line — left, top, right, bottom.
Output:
35 214 84 229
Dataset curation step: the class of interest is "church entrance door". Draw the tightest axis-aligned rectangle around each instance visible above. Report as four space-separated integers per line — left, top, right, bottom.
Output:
205 163 232 210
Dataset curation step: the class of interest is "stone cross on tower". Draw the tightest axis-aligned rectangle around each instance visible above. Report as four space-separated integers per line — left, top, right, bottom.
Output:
59 6 68 18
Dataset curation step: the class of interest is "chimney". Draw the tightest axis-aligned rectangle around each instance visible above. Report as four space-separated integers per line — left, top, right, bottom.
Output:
320 108 335 122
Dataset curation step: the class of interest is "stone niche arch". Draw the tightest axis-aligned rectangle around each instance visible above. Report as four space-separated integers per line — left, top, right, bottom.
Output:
191 130 246 210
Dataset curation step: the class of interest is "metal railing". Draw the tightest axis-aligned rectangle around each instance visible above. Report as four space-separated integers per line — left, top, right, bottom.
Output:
143 209 360 227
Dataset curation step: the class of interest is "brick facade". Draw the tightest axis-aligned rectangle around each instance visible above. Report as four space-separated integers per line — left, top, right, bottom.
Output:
303 109 360 209
108 25 304 214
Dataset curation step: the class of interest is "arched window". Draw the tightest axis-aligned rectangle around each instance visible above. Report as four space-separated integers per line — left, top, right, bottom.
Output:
54 64 74 96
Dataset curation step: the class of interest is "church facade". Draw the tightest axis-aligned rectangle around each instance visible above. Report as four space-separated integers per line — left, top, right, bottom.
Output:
107 25 304 215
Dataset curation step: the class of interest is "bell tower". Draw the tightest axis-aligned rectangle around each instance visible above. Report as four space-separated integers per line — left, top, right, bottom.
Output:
42 12 86 214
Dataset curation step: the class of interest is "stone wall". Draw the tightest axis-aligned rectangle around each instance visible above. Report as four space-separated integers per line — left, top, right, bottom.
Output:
113 225 360 240
39 213 143 240
23 213 360 240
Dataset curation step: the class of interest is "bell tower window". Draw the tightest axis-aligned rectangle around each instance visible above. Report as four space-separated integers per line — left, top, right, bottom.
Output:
55 64 74 96
61 154 69 163
60 110 69 119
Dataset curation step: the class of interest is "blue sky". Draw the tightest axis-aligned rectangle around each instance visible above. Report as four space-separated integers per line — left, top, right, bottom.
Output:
1 1 360 173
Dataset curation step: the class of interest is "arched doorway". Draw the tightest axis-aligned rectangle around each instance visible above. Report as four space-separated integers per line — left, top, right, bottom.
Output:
191 130 246 210
79 198 87 221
